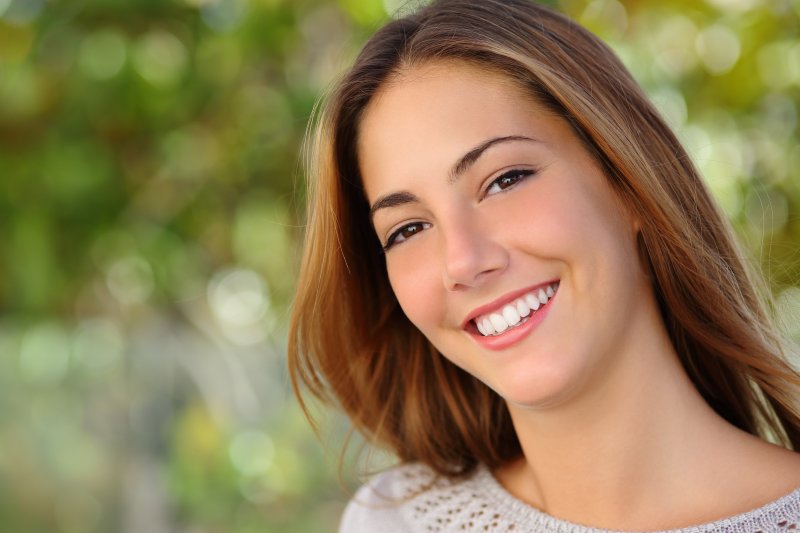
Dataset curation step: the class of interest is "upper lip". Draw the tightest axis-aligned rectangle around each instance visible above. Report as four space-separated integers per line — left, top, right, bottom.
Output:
461 279 560 330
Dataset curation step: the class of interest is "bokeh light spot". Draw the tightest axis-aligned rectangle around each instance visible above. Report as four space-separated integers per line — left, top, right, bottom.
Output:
706 0 763 13
201 0 248 33
653 16 699 78
650 87 688 130
757 40 800 90
209 268 269 326
696 24 741 75
1 0 43 25
208 268 272 344
580 0 628 39
238 475 276 504
106 256 155 306
78 29 127 80
132 30 188 87
161 124 221 181
702 140 746 218
229 430 275 476
19 323 71 383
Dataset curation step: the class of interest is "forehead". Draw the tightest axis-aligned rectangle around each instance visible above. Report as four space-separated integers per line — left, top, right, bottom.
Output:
357 61 570 201
357 61 548 195
359 61 535 138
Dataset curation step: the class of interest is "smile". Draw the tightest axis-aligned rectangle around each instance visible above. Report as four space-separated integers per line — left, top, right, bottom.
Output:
473 282 559 337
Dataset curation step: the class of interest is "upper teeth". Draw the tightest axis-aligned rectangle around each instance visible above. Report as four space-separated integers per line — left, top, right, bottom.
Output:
474 282 559 337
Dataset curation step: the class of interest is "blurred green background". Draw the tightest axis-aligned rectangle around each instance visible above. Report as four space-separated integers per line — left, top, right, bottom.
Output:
0 0 798 531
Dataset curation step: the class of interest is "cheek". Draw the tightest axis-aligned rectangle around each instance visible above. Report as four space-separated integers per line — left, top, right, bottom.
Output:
501 183 580 257
386 253 444 333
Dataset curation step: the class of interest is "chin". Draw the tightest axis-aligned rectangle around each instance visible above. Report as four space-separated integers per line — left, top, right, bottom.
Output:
490 366 581 411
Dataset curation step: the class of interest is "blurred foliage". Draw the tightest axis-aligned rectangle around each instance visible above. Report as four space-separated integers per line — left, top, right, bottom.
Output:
0 0 798 531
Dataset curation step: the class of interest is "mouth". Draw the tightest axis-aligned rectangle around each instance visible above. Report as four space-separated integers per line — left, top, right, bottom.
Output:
466 281 559 337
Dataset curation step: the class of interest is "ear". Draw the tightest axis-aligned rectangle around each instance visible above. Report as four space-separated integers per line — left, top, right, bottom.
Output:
631 213 642 233
617 197 642 237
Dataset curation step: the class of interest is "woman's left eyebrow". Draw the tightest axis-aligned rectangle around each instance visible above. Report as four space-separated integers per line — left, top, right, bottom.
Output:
449 135 539 182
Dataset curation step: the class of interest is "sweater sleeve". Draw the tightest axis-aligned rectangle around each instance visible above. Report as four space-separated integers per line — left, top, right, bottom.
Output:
338 466 423 533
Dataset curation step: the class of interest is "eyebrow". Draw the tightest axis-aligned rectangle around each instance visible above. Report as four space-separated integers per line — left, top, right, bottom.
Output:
449 135 537 181
368 135 538 219
368 190 420 219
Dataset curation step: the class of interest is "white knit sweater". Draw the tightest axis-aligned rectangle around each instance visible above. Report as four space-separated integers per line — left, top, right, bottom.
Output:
339 463 800 532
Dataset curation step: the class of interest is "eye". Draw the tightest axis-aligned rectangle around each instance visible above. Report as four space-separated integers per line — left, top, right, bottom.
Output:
383 221 431 251
485 168 536 196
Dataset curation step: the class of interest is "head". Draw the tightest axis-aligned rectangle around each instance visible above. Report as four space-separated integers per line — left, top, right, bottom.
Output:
290 0 800 475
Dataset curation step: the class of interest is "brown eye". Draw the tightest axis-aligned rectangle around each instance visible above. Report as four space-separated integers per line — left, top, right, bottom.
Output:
485 169 536 196
384 222 431 251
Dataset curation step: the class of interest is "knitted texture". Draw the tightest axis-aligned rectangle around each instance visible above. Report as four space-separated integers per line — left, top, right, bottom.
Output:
339 463 800 532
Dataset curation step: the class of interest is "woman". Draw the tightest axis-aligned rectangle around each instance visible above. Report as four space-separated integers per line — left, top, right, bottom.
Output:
288 0 800 530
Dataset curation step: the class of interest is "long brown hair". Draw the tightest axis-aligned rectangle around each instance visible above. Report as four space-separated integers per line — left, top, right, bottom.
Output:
288 0 800 476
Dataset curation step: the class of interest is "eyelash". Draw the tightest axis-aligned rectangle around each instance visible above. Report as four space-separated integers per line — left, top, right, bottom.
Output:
484 168 536 196
382 167 536 251
383 221 431 251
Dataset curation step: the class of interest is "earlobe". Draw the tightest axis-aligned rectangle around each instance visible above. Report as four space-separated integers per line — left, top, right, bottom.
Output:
622 201 642 235
618 200 641 237
632 215 642 233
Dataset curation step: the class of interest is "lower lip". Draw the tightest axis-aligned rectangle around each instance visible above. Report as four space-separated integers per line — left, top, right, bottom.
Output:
469 291 556 351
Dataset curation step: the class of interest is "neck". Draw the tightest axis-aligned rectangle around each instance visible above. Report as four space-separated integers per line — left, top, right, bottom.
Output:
499 299 744 530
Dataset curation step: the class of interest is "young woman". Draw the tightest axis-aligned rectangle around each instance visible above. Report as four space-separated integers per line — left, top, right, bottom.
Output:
288 0 800 530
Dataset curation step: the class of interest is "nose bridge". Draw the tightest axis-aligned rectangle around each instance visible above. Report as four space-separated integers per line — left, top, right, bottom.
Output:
441 208 506 289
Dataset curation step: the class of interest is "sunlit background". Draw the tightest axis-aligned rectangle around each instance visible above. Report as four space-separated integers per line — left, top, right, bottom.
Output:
0 0 798 531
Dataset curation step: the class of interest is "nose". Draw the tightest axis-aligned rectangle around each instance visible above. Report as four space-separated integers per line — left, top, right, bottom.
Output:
441 213 508 290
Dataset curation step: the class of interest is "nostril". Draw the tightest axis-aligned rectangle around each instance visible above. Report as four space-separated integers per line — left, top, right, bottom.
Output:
443 248 509 290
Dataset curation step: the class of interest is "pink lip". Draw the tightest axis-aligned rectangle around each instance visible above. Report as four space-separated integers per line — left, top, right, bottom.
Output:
461 279 560 330
462 280 560 351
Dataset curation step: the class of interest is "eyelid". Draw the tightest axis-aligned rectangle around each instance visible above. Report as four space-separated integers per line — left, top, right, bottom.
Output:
481 167 536 199
382 220 430 251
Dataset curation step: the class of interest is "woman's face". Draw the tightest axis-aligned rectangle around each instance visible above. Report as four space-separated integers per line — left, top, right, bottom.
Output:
358 61 653 409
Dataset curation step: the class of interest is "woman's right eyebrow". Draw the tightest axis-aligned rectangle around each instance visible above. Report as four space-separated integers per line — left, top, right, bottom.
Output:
369 190 419 220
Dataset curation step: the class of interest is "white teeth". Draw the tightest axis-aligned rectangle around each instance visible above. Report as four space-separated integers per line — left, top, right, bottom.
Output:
525 293 540 311
473 282 559 337
502 305 521 326
490 313 508 333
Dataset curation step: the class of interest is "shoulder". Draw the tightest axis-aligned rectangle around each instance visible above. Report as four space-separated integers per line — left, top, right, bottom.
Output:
338 462 477 533
726 436 800 508
721 486 800 533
